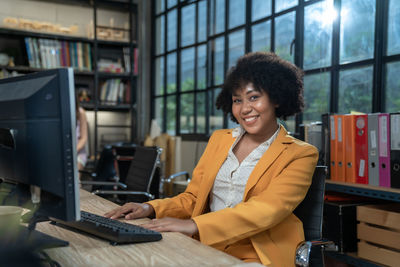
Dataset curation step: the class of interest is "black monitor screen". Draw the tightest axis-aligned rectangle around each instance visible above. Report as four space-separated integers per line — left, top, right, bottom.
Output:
0 68 80 221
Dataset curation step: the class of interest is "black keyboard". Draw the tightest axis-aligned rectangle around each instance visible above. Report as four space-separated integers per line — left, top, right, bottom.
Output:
52 211 162 245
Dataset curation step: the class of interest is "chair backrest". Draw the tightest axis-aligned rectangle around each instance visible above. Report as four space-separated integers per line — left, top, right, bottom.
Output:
293 166 327 241
124 146 161 202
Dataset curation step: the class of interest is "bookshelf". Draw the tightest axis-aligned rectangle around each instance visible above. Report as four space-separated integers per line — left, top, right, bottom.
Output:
0 0 138 158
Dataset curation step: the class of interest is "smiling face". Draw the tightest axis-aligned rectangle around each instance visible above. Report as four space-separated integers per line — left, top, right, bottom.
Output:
232 83 278 140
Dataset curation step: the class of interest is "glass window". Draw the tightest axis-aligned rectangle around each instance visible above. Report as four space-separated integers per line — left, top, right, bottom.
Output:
198 0 207 42
339 66 373 114
282 116 295 133
180 93 195 133
229 0 245 29
155 97 164 131
275 0 298 13
197 45 207 89
167 0 177 8
181 4 196 47
167 53 177 93
197 91 206 133
228 29 245 68
304 0 333 70
387 0 400 55
385 61 400 112
340 0 375 64
214 37 225 85
252 0 271 22
155 0 165 14
215 0 225 34
275 11 295 63
209 88 223 132
181 47 195 92
155 16 165 55
303 72 330 123
167 10 177 51
251 20 271 52
155 56 164 95
167 95 176 135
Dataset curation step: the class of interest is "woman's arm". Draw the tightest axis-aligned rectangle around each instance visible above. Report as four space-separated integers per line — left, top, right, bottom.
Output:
77 107 88 152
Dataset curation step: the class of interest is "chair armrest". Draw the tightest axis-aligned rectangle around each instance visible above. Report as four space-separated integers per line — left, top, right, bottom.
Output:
79 181 127 189
92 190 154 200
295 239 337 267
162 171 190 183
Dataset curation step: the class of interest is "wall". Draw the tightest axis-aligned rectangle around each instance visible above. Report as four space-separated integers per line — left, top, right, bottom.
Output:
179 140 207 175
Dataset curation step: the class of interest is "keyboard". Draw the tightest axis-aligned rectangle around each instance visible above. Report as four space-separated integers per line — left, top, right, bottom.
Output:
52 211 162 245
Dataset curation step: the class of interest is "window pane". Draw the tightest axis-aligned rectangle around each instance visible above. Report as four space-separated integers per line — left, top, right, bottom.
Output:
167 0 177 8
197 92 206 133
214 37 225 85
197 45 207 89
385 61 400 112
275 0 298 13
303 72 330 123
275 12 295 63
339 66 373 114
387 0 400 55
215 0 225 34
155 57 164 95
181 47 195 92
198 0 207 42
155 0 165 14
167 53 177 93
155 16 165 55
304 0 333 70
252 0 271 22
229 0 245 29
340 0 375 64
167 95 176 135
251 20 271 52
181 4 196 46
155 97 164 131
228 29 245 68
180 93 195 133
210 88 224 132
167 10 177 51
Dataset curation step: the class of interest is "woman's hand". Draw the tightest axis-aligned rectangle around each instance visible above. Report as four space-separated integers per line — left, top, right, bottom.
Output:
104 202 155 220
140 217 199 237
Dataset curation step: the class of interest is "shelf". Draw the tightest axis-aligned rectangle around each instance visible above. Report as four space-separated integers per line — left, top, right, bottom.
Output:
97 124 131 128
0 65 94 76
326 180 400 202
96 39 136 47
98 72 133 79
325 251 382 267
97 104 132 111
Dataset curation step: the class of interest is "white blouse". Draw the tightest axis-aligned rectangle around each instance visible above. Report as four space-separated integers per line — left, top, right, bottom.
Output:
209 125 280 212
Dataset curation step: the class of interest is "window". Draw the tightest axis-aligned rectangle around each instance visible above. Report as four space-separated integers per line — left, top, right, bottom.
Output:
152 0 400 137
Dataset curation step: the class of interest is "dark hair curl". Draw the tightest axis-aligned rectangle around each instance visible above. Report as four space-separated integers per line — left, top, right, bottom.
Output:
216 52 304 122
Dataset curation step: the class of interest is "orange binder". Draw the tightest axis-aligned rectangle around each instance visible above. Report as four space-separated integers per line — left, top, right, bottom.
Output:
330 115 337 180
344 114 368 184
336 115 346 182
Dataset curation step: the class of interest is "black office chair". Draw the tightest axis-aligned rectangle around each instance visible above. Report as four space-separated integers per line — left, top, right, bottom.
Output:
294 166 337 267
90 146 162 204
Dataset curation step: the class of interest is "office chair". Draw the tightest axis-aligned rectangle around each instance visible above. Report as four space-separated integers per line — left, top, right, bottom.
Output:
294 165 337 267
90 145 162 203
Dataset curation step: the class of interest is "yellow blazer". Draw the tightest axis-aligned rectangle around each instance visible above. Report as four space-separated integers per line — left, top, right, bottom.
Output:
148 125 318 266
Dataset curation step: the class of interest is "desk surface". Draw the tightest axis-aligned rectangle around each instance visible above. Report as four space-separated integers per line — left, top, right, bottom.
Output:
36 189 254 266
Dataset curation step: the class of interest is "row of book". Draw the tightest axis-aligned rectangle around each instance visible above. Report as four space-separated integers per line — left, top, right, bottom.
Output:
318 113 400 188
24 37 93 71
99 79 131 105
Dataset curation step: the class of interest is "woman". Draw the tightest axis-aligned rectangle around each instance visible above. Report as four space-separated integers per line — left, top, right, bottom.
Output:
105 52 318 266
76 97 88 173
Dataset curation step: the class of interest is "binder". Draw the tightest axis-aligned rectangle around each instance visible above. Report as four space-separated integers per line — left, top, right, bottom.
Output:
378 113 391 188
336 115 346 182
330 115 337 180
321 113 331 177
367 113 380 186
390 113 400 188
344 114 368 184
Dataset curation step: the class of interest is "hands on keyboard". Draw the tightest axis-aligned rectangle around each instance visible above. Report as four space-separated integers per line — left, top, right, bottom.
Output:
51 211 162 245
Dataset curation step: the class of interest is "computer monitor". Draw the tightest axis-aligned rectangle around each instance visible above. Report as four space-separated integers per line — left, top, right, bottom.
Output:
0 68 80 222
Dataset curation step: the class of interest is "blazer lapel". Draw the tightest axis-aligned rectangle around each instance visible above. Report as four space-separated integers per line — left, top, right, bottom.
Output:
243 126 294 200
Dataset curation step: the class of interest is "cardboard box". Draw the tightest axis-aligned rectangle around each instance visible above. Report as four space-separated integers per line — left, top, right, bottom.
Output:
358 241 400 267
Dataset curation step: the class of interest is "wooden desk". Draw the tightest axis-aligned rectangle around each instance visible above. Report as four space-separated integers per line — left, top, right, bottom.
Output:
35 189 252 266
